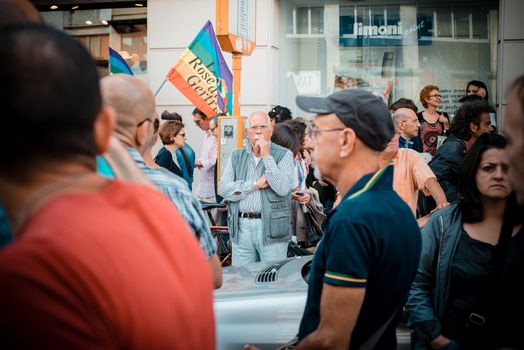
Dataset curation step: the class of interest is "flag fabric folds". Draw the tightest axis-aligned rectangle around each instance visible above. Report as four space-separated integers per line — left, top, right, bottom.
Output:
167 21 233 117
109 47 134 76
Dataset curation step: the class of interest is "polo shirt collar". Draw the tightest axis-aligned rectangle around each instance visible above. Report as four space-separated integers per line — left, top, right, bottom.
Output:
342 164 394 202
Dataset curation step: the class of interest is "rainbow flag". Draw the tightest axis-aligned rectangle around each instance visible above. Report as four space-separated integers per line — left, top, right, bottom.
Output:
109 47 134 76
167 21 233 117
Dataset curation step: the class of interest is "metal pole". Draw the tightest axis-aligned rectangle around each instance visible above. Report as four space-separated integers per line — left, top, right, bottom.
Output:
154 78 168 97
232 52 242 116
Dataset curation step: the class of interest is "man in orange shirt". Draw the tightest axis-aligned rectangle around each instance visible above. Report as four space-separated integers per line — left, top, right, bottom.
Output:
379 112 448 223
0 24 215 349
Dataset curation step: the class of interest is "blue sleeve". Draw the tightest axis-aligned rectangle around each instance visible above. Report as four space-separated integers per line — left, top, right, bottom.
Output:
323 217 373 288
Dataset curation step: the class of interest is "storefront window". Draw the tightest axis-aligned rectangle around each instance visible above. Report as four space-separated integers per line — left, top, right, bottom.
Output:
41 7 147 79
279 1 499 116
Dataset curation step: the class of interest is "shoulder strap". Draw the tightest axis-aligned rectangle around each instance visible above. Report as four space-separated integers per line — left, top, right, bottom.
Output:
178 148 192 175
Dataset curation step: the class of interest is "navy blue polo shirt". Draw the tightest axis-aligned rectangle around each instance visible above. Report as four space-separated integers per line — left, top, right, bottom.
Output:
298 165 422 349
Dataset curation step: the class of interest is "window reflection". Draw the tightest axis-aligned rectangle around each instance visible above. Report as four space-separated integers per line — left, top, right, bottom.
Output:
279 0 498 116
41 7 147 78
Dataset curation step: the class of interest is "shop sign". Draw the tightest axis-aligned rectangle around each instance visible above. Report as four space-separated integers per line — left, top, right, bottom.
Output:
340 12 432 47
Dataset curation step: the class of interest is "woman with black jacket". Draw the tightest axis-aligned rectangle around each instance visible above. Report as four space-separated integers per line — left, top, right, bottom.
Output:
155 120 186 178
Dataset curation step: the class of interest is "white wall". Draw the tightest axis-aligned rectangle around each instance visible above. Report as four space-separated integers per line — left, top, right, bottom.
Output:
148 0 280 190
497 0 524 128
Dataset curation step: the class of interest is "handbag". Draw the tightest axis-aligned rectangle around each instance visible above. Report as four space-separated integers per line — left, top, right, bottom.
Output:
295 191 325 248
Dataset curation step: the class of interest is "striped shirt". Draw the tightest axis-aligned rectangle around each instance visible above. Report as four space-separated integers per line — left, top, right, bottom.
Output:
219 145 294 212
127 148 217 258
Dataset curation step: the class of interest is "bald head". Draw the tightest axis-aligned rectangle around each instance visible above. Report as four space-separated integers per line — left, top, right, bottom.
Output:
101 74 157 147
0 0 41 28
393 108 420 140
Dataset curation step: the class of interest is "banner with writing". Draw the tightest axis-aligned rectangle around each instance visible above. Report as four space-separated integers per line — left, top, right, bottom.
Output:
167 21 233 117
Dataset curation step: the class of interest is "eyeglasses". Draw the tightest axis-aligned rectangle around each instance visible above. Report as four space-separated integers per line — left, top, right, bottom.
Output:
311 127 345 139
137 118 160 133
429 94 442 98
249 125 269 131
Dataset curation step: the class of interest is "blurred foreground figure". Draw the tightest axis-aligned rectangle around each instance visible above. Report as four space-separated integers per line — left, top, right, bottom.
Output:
101 74 222 288
0 24 215 349
504 75 524 204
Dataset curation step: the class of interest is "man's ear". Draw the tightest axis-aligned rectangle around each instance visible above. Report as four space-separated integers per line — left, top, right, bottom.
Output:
94 105 116 155
469 121 479 135
135 119 149 147
339 128 356 158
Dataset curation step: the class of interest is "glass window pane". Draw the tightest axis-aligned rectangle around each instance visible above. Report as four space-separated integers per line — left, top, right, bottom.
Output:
311 7 324 34
297 7 309 34
436 8 452 37
455 8 470 39
472 8 488 39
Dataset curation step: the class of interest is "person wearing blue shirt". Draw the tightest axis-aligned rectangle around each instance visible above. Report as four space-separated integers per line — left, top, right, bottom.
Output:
292 89 421 349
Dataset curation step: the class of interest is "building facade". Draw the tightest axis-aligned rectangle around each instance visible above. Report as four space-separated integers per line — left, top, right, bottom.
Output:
41 0 524 184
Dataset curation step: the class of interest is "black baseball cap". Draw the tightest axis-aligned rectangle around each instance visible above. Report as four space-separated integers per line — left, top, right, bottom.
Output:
296 89 394 151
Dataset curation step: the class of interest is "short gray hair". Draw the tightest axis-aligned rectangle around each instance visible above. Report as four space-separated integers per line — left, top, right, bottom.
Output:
247 111 271 128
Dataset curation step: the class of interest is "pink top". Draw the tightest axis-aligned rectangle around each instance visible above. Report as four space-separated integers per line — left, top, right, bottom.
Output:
197 130 217 199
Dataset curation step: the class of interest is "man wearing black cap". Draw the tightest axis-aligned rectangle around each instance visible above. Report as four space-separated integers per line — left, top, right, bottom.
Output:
294 90 422 349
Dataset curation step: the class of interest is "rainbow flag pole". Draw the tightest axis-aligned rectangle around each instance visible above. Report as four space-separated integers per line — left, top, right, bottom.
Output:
154 78 168 97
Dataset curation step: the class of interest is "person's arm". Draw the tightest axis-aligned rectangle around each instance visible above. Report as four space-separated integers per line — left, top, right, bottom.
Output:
424 177 448 210
297 216 372 349
261 149 294 196
438 113 450 130
296 285 365 350
208 254 223 289
200 137 218 170
218 153 257 202
410 151 449 210
160 180 222 288
405 215 445 346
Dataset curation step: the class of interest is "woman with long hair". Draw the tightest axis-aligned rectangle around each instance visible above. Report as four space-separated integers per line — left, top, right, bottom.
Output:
407 133 523 349
417 85 450 156
154 120 186 177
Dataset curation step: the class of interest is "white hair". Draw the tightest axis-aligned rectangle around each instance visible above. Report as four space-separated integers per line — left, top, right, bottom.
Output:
247 111 271 128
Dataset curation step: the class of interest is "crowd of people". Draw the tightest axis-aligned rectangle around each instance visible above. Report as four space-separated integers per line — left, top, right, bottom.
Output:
0 0 523 349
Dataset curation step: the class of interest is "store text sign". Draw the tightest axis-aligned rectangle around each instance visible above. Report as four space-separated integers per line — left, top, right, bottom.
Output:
340 12 432 47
